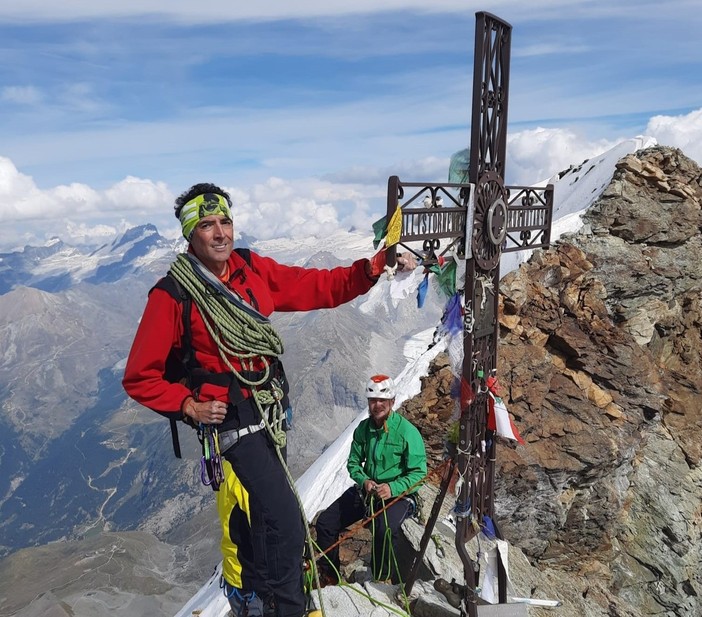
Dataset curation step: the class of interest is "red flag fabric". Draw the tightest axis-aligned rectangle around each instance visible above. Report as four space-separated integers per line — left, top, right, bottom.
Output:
460 377 474 409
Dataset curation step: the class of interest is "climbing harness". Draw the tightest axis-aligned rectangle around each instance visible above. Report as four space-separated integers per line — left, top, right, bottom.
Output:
217 419 266 453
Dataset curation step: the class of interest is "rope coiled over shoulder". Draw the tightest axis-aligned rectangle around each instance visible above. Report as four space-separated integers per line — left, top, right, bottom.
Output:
169 253 284 380
169 253 288 446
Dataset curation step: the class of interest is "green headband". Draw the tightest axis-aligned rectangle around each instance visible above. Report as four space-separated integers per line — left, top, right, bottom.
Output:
179 192 232 240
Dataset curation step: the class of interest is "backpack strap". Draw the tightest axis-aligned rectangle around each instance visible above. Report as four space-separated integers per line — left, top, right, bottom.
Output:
151 274 194 459
234 247 252 266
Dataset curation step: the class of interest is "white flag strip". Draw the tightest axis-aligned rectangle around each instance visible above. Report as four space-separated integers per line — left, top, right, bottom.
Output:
479 537 516 604
388 267 423 304
489 393 525 444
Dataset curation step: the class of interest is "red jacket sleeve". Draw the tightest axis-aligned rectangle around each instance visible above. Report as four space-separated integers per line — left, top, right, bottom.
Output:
122 287 192 415
122 250 377 414
247 252 375 312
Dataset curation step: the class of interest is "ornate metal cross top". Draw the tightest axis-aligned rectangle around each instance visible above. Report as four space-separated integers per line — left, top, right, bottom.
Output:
385 12 554 616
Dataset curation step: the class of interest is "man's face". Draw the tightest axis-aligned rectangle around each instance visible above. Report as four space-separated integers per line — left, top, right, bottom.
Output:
189 214 233 276
368 397 394 427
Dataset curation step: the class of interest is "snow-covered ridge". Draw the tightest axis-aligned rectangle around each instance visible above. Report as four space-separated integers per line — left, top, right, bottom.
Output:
252 229 375 265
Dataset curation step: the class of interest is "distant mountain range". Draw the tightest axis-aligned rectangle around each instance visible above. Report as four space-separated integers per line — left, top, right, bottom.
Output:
0 224 175 294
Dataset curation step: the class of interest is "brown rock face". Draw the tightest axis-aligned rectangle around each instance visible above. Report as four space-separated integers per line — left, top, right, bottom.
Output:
401 146 702 616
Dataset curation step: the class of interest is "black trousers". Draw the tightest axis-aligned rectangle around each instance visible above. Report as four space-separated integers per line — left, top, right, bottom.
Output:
314 486 412 583
224 430 306 617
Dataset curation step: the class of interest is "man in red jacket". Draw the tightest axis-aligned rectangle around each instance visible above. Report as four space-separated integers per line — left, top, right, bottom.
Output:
123 183 414 617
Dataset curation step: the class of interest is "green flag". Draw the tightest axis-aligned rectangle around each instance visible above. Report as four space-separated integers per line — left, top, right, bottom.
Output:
430 260 457 298
448 148 470 184
371 215 388 249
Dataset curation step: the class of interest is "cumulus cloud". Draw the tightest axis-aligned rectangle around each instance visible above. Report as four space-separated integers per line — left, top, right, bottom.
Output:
0 107 701 251
63 221 120 244
0 157 33 197
0 156 48 220
507 127 618 185
0 161 175 249
103 176 173 212
646 108 702 166
1 86 43 105
226 177 375 240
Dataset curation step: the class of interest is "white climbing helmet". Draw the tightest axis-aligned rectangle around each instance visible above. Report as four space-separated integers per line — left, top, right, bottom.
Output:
366 374 396 400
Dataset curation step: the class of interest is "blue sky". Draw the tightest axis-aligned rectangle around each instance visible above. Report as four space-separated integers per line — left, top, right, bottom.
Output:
0 1 700 250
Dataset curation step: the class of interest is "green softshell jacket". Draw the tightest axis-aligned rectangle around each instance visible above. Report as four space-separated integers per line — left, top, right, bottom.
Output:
347 411 427 497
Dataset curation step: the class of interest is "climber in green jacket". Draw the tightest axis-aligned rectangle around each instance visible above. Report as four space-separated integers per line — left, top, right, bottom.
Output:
315 374 427 584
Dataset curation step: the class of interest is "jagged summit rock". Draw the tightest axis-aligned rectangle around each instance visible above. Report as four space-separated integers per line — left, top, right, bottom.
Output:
497 146 701 614
397 146 701 616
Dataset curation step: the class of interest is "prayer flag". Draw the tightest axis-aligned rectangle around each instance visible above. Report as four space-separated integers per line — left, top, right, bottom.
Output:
430 260 457 298
440 292 463 336
371 215 387 249
385 206 403 247
488 393 525 444
417 273 429 308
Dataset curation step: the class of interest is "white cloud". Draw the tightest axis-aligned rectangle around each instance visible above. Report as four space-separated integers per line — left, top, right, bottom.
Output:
0 157 34 197
646 108 702 166
507 127 617 185
0 156 47 219
103 177 173 212
1 85 43 105
0 107 700 252
227 177 371 240
0 162 173 249
63 220 120 244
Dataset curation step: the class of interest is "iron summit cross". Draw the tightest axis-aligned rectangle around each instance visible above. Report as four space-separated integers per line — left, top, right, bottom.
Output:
384 12 554 617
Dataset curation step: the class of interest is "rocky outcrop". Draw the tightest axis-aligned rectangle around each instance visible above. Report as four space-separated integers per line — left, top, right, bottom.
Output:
402 146 702 616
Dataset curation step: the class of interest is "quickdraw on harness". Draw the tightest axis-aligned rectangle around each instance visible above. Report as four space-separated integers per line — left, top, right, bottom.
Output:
198 423 224 490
